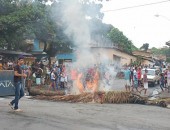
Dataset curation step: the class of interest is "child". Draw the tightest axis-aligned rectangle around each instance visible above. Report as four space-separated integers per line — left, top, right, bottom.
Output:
60 72 65 89
35 68 42 89
48 69 56 91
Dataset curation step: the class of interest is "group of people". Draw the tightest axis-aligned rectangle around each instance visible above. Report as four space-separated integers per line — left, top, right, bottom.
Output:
123 65 170 95
0 60 16 70
48 64 68 91
160 66 170 92
4 54 170 112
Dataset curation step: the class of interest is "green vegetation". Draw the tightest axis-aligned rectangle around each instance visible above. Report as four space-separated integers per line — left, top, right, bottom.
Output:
108 27 137 53
0 0 137 55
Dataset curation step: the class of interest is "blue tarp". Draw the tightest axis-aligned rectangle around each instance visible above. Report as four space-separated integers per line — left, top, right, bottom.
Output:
0 70 15 96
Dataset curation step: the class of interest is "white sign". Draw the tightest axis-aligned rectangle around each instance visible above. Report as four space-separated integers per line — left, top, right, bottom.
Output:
0 80 14 88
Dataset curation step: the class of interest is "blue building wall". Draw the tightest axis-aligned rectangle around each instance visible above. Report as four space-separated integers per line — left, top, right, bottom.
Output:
56 53 76 62
32 39 43 52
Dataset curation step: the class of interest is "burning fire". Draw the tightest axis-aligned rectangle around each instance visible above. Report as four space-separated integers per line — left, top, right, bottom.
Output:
74 67 100 94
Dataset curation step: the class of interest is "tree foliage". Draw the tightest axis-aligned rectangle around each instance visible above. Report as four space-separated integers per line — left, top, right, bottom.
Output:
107 27 136 53
151 47 170 55
0 0 46 50
0 0 137 56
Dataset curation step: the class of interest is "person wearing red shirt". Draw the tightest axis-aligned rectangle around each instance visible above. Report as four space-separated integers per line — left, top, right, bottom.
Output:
137 67 142 87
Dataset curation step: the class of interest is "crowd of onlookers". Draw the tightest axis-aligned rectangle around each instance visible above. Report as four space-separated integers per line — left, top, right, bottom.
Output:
1 58 170 95
0 60 16 70
123 64 170 95
0 59 69 92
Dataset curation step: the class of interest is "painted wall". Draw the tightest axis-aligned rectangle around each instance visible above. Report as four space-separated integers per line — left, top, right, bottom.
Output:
32 39 43 52
143 60 154 66
55 48 137 66
56 53 76 62
91 48 137 66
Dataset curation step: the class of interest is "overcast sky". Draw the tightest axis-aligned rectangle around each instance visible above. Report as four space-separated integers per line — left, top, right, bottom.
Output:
101 0 170 48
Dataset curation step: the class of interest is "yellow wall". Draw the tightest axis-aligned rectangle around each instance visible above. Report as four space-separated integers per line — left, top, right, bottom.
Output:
91 48 137 65
39 42 44 50
142 60 154 65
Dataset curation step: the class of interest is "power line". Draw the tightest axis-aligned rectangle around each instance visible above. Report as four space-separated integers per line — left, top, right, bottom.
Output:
102 0 170 12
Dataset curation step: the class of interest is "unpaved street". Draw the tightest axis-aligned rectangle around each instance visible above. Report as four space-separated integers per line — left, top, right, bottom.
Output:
0 96 170 130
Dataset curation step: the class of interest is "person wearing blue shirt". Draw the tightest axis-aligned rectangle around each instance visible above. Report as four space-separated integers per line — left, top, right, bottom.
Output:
124 67 131 91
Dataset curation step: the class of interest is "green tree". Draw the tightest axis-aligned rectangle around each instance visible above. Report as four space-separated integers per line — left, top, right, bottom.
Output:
107 27 136 53
0 0 137 58
0 0 45 50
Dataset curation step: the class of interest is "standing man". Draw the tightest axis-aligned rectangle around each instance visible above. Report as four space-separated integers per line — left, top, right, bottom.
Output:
140 69 148 95
124 66 131 91
131 67 140 93
167 66 170 93
9 55 27 111
137 67 142 88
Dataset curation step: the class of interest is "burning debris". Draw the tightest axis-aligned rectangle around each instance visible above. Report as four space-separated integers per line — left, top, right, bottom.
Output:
30 88 145 104
147 98 170 108
29 88 65 96
30 88 170 108
27 1 170 109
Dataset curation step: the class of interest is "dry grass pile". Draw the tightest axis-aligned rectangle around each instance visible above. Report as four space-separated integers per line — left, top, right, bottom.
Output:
104 91 131 103
29 88 65 96
32 90 146 104
34 93 93 103
147 98 170 108
30 88 170 108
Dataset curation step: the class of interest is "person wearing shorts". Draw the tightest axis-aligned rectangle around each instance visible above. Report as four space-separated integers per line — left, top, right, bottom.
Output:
132 67 140 93
137 67 142 87
140 69 148 95
124 67 131 91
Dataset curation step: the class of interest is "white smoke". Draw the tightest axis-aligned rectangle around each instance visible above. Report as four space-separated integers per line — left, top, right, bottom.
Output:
61 0 96 67
56 0 123 94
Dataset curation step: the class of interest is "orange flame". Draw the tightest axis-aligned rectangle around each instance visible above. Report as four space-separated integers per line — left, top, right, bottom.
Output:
86 70 99 92
76 72 84 93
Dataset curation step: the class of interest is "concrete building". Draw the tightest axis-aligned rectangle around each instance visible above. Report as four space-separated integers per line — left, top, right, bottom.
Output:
132 50 154 65
91 47 136 66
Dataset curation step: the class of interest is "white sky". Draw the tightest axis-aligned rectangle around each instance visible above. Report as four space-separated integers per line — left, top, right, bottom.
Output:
101 0 170 48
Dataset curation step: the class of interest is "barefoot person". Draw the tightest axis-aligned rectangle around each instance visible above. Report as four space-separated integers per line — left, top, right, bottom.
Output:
9 55 27 111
